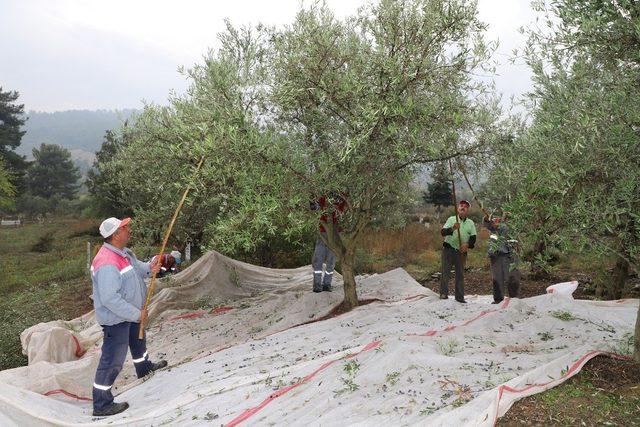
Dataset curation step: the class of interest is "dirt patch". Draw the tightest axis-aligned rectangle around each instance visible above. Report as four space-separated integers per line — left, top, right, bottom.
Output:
59 278 94 318
422 267 552 298
586 356 640 389
422 267 638 300
498 355 640 426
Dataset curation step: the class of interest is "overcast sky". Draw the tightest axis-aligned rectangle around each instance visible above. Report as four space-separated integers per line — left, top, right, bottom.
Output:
0 0 535 113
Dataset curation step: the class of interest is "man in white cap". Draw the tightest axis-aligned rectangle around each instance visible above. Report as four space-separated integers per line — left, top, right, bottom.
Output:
90 217 167 416
150 249 183 277
169 249 183 272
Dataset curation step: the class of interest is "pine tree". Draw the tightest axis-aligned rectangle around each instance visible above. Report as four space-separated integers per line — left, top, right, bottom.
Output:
0 87 29 190
26 144 80 199
87 130 132 217
423 164 452 207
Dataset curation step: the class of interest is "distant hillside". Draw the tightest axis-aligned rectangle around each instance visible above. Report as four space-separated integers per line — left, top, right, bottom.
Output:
19 109 138 157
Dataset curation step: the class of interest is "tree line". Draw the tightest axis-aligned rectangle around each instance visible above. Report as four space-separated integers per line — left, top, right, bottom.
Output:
0 88 82 216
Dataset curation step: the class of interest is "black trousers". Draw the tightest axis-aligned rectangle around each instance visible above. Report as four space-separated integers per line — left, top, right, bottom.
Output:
440 245 465 301
312 233 337 290
92 322 153 411
490 253 521 301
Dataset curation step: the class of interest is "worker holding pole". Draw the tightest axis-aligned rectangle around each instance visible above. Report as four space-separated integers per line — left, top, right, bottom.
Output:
87 152 205 417
90 217 168 416
439 160 477 303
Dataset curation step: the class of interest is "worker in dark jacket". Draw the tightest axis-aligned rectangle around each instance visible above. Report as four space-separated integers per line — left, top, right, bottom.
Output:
484 214 521 303
440 200 477 303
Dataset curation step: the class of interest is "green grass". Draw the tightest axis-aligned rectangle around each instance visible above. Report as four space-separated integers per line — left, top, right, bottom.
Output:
0 218 174 370
534 378 640 426
551 310 578 321
0 219 102 369
1 221 95 291
499 356 640 426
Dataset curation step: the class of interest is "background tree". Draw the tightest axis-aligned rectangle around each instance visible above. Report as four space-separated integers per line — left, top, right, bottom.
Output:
99 0 500 311
0 87 29 191
14 194 50 218
0 159 15 210
423 163 453 208
26 143 80 199
485 0 640 361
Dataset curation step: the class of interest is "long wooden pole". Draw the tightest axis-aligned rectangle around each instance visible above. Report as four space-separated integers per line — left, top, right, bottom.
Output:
448 159 463 252
139 155 206 339
456 159 490 218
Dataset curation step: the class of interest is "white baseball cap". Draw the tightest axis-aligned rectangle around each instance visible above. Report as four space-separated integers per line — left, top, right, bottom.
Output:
99 217 131 238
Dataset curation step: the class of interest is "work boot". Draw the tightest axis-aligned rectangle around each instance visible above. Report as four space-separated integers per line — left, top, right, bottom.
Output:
455 298 467 304
93 402 129 417
149 360 168 372
439 294 448 300
313 285 322 293
491 299 503 304
322 285 332 292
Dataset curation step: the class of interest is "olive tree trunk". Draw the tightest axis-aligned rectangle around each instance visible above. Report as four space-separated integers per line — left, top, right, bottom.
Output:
322 210 369 312
611 257 629 300
340 245 359 311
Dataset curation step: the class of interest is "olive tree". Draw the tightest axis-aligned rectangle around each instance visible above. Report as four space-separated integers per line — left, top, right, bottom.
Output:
105 0 499 310
485 0 640 360
223 0 498 309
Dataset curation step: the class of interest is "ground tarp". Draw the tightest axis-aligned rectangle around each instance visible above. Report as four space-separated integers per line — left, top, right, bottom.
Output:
0 250 637 426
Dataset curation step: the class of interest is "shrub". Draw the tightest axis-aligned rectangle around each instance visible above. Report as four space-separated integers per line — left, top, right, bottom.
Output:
30 231 55 253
